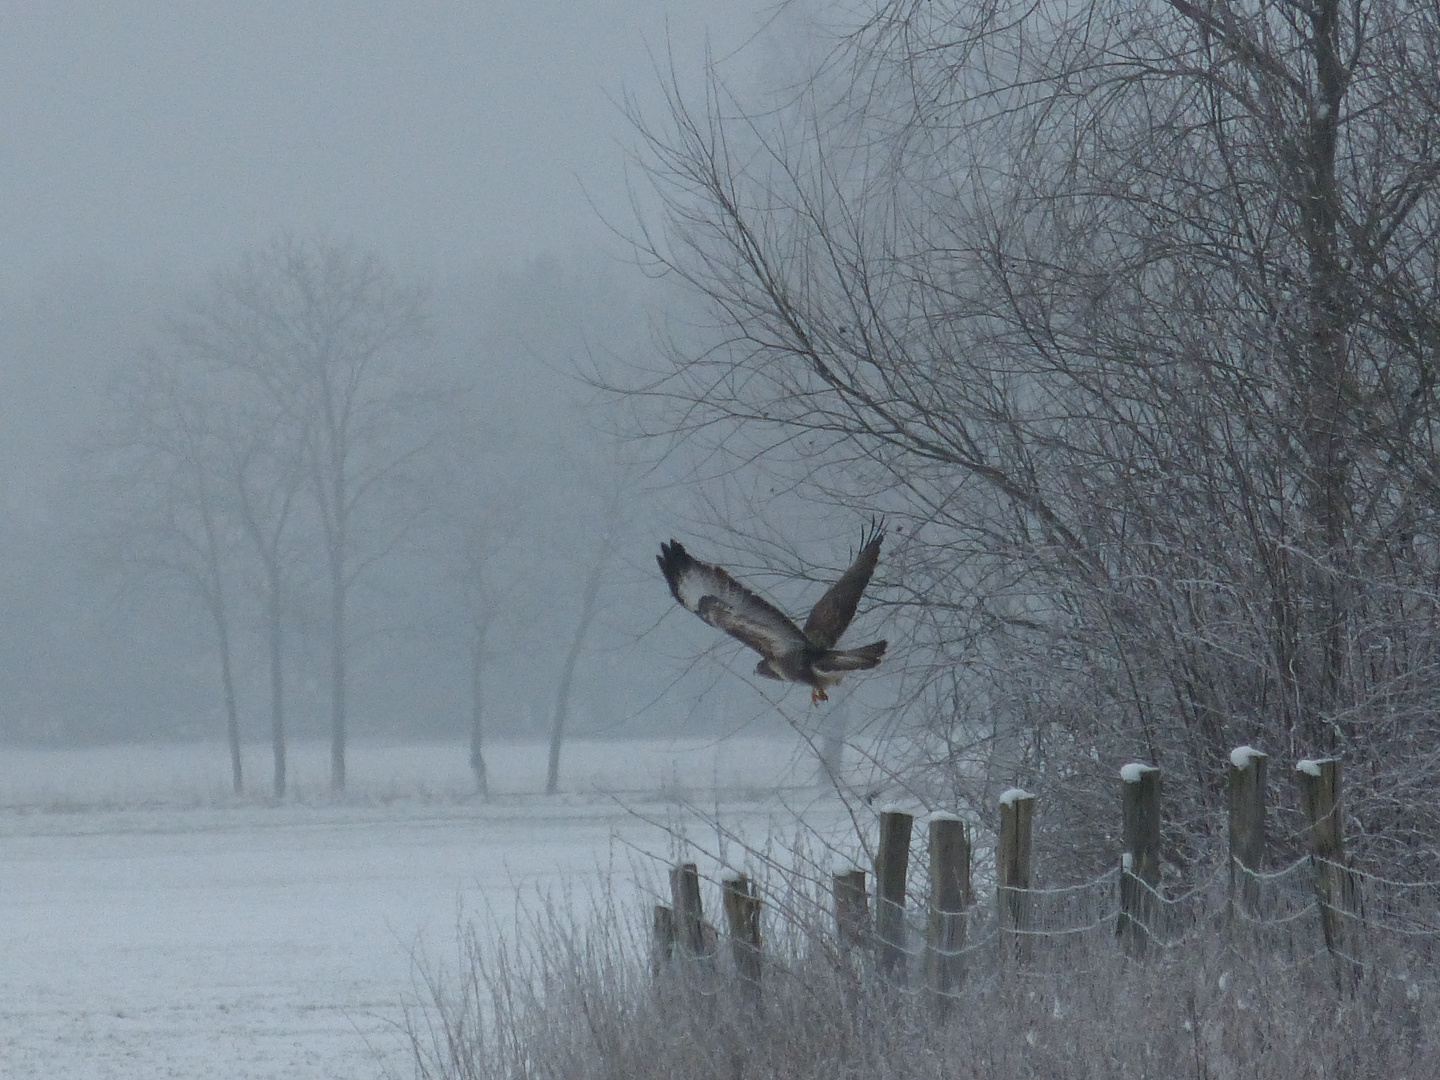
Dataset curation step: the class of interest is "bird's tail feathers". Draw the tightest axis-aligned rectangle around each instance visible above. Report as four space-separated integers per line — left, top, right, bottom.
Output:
814 640 887 671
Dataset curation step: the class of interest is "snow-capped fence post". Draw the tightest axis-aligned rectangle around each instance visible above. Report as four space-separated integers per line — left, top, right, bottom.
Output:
832 868 869 954
874 808 914 984
925 814 971 1016
1227 747 1268 926
997 788 1035 965
722 874 762 1009
1118 764 1162 955
1295 758 1362 989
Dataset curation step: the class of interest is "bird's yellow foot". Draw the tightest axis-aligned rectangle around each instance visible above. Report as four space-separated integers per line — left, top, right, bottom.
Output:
810 686 829 706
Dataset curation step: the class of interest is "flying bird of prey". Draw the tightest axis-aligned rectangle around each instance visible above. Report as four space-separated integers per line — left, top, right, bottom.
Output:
657 522 887 705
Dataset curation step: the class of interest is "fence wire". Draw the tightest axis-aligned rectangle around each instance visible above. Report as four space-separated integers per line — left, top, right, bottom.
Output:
652 835 1440 1007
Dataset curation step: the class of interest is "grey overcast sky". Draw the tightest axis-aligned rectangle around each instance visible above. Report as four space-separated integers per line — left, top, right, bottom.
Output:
0 1 771 291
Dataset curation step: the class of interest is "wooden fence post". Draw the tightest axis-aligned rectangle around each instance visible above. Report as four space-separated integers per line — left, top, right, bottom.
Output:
926 814 971 1016
1227 747 1267 925
997 789 1035 964
1118 763 1161 954
722 874 762 1007
833 868 869 954
1296 758 1362 988
670 862 711 961
875 808 914 983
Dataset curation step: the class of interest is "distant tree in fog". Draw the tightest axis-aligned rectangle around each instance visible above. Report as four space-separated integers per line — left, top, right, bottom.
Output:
428 439 526 797
228 414 306 797
546 481 623 796
90 357 248 792
94 236 459 794
459 533 502 797
174 236 454 793
86 240 668 790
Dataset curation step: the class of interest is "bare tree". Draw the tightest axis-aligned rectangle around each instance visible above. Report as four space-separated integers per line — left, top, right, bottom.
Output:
631 0 1440 872
229 414 306 797
429 446 525 797
91 357 248 792
545 484 623 797
183 236 446 792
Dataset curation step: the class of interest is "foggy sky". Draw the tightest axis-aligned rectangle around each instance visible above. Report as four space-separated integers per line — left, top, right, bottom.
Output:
0 1 818 747
0 1 767 290
0 0 770 542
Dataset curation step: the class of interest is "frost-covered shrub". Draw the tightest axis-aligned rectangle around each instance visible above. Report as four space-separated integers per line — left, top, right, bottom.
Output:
407 885 1440 1080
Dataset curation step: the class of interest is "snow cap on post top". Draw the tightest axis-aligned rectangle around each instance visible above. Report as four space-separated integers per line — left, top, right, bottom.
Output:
1230 745 1266 770
1119 762 1159 784
1295 758 1325 778
998 787 1034 807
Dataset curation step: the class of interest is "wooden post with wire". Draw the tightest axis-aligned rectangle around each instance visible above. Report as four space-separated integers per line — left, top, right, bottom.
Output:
874 808 914 983
997 789 1035 964
925 814 971 1016
1118 764 1161 955
1227 747 1267 927
1296 757 1362 988
722 874 762 1008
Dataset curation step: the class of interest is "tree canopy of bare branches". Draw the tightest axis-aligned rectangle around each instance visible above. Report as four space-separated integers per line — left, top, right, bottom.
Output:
632 0 1440 873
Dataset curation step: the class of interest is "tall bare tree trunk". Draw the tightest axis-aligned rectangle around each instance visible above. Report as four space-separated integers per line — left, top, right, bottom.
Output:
1299 0 1353 747
267 574 286 798
546 552 607 796
330 565 346 793
200 493 242 796
211 606 243 795
470 639 488 797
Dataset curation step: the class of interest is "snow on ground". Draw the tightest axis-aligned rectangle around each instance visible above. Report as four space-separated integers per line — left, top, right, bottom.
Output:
0 737 855 1080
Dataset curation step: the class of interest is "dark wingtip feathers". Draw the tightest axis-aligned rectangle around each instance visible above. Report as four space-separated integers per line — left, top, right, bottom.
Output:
657 539 689 605
859 515 886 557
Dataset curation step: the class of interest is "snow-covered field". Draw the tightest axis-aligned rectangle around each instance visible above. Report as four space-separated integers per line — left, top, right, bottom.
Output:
0 737 853 1080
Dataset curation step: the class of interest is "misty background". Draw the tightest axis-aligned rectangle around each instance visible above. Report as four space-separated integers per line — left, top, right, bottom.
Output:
0 2 833 758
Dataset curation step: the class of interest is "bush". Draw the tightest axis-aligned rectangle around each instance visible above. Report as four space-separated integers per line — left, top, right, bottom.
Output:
407 875 1440 1080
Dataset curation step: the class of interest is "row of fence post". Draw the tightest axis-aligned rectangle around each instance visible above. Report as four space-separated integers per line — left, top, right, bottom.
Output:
1117 749 1361 982
651 746 1364 1004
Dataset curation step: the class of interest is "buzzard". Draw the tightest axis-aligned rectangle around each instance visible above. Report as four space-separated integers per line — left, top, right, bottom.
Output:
657 522 887 705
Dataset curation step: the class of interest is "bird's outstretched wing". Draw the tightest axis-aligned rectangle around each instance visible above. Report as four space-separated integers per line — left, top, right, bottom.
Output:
802 518 885 649
658 540 810 659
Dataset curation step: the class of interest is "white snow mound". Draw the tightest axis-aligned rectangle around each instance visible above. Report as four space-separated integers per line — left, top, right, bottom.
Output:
1120 762 1158 783
1229 745 1266 769
998 787 1034 807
